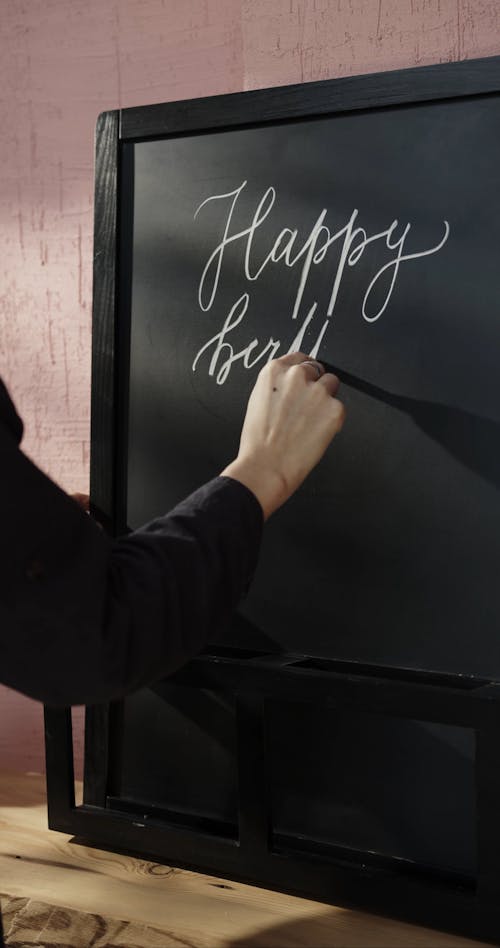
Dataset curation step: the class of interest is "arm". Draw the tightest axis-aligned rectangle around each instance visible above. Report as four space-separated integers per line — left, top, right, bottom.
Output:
0 354 344 706
0 430 261 705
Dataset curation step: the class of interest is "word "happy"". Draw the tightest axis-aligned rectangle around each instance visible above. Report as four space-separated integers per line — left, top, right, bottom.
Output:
192 180 450 384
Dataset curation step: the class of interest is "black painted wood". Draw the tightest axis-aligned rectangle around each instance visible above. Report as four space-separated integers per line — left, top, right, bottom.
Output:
90 110 119 530
236 694 270 857
44 657 500 943
44 707 75 833
83 701 126 807
172 653 492 727
476 698 500 903
83 704 110 807
121 55 500 141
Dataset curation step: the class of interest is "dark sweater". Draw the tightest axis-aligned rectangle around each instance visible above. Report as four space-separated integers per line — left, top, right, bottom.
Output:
0 378 263 707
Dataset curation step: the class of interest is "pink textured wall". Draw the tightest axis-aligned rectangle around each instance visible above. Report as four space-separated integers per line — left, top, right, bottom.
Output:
1 0 499 775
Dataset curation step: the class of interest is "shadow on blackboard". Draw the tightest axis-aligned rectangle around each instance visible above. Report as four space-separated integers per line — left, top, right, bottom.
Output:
150 678 236 755
326 363 500 491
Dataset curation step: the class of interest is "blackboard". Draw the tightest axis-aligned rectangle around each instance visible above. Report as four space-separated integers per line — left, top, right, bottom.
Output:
81 58 500 938
123 91 500 678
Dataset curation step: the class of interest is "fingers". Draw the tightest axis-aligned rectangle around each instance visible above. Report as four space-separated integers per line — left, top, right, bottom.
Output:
318 372 340 397
274 352 325 377
268 352 340 399
270 355 345 436
328 395 346 433
297 359 325 381
275 351 312 367
286 355 345 429
223 351 346 518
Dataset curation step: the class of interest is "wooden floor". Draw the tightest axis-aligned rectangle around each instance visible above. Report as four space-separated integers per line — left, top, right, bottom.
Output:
0 771 490 947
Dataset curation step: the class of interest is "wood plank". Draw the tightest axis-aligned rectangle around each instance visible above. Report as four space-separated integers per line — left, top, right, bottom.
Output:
0 772 488 947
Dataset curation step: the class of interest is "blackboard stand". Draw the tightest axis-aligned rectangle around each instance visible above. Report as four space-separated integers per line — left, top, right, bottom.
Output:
44 54 500 943
45 655 500 942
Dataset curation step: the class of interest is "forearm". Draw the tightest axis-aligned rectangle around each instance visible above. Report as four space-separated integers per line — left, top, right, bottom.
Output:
1 425 262 705
99 476 262 702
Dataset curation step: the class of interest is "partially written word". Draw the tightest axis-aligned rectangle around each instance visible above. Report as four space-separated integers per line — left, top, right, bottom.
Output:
192 180 450 385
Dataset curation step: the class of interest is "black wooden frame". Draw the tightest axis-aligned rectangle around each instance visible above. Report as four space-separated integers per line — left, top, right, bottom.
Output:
45 56 500 943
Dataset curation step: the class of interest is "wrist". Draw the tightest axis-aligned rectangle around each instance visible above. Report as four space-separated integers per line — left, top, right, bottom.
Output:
220 457 288 521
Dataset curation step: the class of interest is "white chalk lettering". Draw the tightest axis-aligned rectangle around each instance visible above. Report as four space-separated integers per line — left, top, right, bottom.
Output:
191 181 450 385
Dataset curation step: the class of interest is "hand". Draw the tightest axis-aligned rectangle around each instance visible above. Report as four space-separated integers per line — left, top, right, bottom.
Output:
221 353 345 519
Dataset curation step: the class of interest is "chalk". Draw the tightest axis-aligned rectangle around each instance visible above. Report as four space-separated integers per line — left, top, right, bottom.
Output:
321 360 385 401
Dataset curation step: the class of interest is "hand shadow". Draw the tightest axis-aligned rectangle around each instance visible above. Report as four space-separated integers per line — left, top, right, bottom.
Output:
325 362 500 492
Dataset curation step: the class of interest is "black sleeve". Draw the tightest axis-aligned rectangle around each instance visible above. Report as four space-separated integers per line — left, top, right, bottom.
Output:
0 383 263 707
